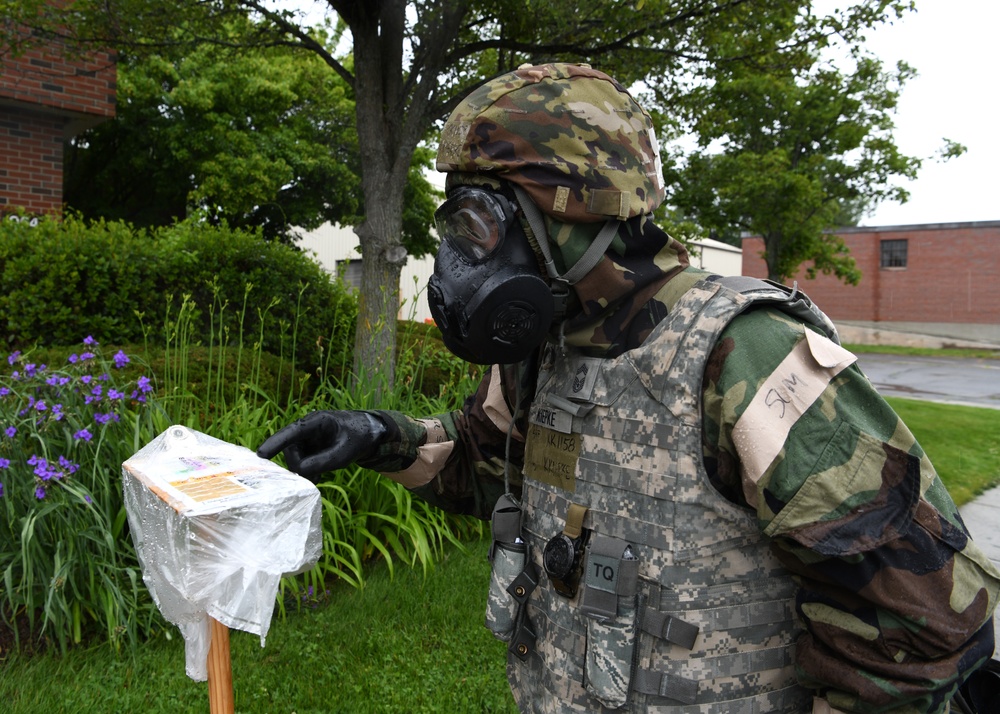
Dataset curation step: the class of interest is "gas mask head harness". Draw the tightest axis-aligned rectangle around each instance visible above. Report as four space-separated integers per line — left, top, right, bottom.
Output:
427 182 621 365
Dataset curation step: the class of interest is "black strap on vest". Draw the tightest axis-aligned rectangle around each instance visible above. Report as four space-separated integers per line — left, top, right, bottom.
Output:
641 610 699 650
714 275 841 344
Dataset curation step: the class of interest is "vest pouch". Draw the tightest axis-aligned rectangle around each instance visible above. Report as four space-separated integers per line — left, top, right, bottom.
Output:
486 539 527 640
582 534 640 709
486 495 526 641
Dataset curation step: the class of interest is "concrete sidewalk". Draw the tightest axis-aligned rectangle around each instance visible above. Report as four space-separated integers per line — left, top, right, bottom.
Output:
959 489 1000 654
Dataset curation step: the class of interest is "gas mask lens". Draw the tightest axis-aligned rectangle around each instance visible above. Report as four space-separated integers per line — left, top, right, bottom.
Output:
434 187 517 263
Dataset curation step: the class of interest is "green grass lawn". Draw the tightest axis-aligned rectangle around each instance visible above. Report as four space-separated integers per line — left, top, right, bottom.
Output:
1 397 996 713
886 397 1000 506
0 536 517 714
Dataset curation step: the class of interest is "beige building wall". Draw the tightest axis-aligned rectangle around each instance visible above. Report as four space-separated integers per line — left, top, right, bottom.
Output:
299 224 743 324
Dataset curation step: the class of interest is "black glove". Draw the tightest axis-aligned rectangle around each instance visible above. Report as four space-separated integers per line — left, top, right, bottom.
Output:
954 658 1000 714
256 410 390 480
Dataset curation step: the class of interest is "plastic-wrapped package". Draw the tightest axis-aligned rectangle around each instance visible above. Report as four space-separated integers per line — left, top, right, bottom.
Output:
123 426 322 681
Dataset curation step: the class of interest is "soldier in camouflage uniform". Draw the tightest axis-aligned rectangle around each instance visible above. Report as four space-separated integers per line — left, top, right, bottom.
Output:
258 64 1000 713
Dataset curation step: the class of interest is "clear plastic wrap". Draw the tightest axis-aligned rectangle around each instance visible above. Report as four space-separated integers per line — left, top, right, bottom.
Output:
122 425 322 681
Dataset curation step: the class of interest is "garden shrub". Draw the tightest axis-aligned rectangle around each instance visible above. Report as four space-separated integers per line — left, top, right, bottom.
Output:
150 219 357 377
0 214 358 377
0 217 152 349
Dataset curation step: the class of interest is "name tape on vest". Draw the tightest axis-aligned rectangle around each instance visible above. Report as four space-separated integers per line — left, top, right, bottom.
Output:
523 423 580 492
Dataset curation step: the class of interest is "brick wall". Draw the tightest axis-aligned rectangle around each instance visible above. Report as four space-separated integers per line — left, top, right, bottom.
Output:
742 222 1000 326
0 41 116 119
1 32 116 215
0 106 66 214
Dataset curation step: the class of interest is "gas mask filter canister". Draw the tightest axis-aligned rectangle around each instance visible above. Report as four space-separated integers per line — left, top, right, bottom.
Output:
427 186 554 365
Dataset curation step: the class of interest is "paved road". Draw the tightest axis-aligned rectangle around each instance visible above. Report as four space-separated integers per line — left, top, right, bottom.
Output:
855 353 1000 410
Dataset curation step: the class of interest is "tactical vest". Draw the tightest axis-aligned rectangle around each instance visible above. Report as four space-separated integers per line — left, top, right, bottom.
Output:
501 278 836 713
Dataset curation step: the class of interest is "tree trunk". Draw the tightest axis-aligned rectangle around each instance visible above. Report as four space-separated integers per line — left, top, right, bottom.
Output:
336 0 466 393
347 0 411 393
763 231 784 283
352 207 406 393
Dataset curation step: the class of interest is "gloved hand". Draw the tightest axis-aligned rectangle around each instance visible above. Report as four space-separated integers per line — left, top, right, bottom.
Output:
256 410 390 480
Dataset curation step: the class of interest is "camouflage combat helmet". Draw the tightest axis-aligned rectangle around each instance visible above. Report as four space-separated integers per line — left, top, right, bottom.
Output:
436 63 665 223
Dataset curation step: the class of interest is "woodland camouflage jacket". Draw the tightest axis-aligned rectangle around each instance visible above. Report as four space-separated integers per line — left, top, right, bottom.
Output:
363 265 1000 713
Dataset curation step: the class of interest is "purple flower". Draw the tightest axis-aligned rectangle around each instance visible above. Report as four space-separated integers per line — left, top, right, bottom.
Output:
137 375 153 393
7 350 20 366
80 375 92 384
31 456 54 480
52 404 64 420
85 384 103 405
28 454 73 481
94 412 119 425
108 389 124 400
84 494 91 504
0 387 8 396
83 336 98 346
47 375 61 386
35 486 45 499
68 354 79 364
79 351 95 361
74 428 93 442
4 426 15 438
34 400 47 412
24 363 37 377
0 458 9 468
112 350 130 369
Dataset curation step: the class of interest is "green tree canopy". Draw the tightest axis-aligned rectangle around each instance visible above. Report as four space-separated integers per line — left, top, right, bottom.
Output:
62 19 438 250
664 48 922 284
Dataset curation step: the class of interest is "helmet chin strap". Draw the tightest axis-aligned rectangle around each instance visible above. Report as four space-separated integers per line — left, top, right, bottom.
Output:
511 185 620 321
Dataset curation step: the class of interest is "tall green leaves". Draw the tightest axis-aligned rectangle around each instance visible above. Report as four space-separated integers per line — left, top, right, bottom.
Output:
0 341 163 652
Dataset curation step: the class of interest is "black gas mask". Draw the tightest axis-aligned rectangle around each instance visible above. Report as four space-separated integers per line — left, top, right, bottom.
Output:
427 186 555 365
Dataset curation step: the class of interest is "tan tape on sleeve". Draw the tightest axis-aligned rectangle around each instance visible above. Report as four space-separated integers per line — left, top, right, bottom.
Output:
381 441 455 489
812 698 849 714
732 331 856 508
484 365 522 440
419 418 449 444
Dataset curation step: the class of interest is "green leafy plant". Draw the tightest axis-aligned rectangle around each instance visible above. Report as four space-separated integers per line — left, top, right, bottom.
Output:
0 338 164 652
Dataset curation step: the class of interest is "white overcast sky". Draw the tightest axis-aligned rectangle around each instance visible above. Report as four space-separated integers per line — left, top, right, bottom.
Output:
857 1 998 227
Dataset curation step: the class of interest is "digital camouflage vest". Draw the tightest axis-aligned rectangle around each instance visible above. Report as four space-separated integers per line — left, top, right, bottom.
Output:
505 278 832 713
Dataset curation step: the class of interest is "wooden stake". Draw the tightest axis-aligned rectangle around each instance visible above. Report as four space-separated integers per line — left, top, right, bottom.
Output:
207 617 234 714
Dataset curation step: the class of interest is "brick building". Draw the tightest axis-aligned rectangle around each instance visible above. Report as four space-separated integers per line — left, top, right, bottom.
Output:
742 222 1000 345
1 31 116 215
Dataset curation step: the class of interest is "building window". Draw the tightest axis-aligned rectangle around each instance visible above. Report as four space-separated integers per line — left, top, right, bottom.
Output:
880 239 908 268
337 259 363 289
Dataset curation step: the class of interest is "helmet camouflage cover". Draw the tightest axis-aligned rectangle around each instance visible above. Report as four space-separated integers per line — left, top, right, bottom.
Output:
436 63 665 223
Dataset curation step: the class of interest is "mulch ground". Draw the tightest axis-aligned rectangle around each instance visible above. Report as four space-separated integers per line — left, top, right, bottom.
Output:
0 610 46 660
